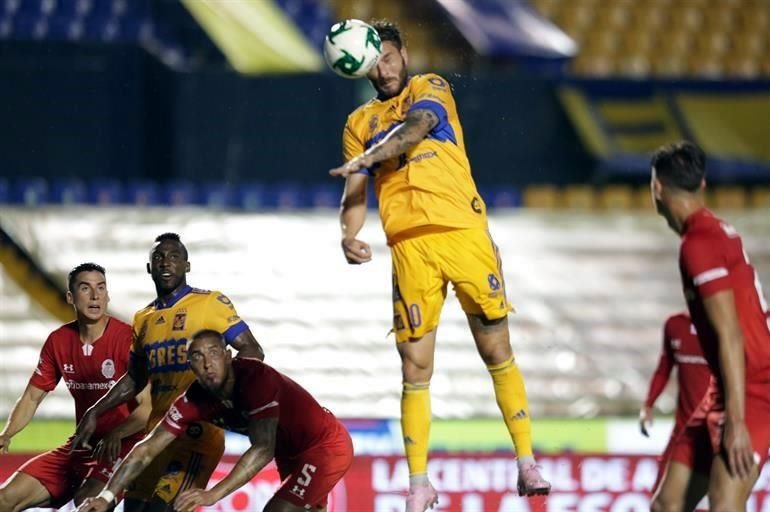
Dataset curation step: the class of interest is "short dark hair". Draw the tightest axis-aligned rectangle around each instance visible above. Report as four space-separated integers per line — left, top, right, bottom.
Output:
154 232 188 259
371 19 403 49
651 141 706 192
189 329 225 348
68 262 106 292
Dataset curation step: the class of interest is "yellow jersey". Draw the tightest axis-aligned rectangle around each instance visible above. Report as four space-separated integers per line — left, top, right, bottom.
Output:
342 73 488 244
131 285 248 431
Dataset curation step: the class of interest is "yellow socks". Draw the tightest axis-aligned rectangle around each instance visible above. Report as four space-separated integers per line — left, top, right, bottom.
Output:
487 355 533 459
401 382 431 476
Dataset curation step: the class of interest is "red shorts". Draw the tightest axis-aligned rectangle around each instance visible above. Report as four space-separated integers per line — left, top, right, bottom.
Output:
669 379 770 474
18 434 141 508
274 419 354 509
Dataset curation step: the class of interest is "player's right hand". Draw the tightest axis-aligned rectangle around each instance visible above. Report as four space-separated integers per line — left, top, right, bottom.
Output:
72 409 98 451
724 417 755 480
0 433 11 454
75 497 109 512
341 238 372 264
639 405 653 437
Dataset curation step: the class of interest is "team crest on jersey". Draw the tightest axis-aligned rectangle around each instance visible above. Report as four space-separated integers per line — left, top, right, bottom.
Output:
173 312 187 331
369 114 379 133
101 359 116 379
488 274 501 291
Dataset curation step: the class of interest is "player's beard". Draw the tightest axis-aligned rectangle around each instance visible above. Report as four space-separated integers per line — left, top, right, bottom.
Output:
373 60 408 100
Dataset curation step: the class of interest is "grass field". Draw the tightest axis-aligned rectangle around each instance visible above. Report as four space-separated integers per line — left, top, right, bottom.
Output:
0 420 73 452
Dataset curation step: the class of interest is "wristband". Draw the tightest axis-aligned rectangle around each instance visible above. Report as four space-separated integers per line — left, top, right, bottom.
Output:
97 489 116 503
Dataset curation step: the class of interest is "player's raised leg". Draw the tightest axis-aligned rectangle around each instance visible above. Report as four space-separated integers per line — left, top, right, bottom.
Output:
0 471 54 512
466 313 550 496
397 330 439 511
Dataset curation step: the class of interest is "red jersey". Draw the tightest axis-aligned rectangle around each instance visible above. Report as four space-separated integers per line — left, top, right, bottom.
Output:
29 318 135 438
162 358 337 461
644 313 711 426
679 208 770 386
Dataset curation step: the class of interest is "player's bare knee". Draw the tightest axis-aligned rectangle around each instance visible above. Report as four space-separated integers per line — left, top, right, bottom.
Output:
650 495 684 512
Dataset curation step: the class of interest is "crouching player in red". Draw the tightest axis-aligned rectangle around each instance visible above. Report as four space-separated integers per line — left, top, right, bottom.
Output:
0 263 151 511
77 329 354 512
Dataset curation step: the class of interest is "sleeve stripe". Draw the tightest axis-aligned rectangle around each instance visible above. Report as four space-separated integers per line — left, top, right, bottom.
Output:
248 400 279 415
223 321 249 344
693 267 729 286
165 418 182 430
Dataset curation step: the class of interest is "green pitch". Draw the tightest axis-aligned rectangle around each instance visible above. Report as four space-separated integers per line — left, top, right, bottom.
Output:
0 420 73 452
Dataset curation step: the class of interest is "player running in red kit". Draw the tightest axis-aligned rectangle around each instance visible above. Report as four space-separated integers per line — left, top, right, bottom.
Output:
649 141 770 512
0 263 150 511
77 329 353 512
640 312 711 504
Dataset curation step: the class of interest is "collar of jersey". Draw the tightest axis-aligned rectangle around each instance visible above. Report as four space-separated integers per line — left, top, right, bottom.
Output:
683 207 710 233
154 285 193 310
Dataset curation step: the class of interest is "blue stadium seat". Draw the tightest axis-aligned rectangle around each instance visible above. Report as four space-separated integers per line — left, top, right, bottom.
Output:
0 178 9 203
202 183 238 208
488 186 522 208
87 179 123 205
51 178 87 204
163 181 199 206
310 183 339 208
125 180 160 205
13 178 49 205
47 15 76 39
237 183 266 211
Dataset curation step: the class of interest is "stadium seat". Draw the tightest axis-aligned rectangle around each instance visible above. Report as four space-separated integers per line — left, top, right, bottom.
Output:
87 179 124 205
163 180 200 206
237 183 267 211
12 177 49 205
201 183 237 209
51 178 87 204
125 180 160 206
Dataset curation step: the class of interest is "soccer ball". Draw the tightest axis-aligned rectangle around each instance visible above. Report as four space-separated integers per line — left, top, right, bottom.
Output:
323 19 382 79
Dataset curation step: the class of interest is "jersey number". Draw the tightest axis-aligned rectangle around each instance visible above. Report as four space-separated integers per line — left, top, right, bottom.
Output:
297 463 317 486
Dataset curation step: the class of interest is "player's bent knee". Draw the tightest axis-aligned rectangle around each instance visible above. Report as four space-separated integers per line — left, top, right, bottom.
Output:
651 494 684 512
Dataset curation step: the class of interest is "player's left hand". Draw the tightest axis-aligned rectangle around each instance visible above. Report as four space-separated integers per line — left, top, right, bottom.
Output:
174 488 216 511
93 431 121 463
75 497 110 512
724 417 754 480
329 154 374 177
639 405 654 437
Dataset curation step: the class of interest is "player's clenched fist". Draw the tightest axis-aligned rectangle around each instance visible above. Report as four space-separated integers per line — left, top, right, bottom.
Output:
341 237 372 264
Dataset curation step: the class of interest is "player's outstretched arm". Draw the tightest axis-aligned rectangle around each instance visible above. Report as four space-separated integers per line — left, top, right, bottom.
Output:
0 384 48 453
339 172 371 264
230 329 265 361
703 290 753 479
640 335 675 437
72 351 148 451
75 423 177 512
93 382 152 463
329 108 439 177
175 417 278 511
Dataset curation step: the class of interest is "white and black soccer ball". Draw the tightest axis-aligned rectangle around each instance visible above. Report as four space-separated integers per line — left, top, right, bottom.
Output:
323 19 382 79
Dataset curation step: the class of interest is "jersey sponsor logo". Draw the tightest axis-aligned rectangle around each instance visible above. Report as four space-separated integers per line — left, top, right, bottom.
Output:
172 312 187 331
471 197 483 214
155 316 166 325
216 294 232 306
428 76 446 88
674 354 708 365
101 359 116 379
488 274 501 291
144 338 189 373
63 363 75 373
409 150 437 164
66 379 116 390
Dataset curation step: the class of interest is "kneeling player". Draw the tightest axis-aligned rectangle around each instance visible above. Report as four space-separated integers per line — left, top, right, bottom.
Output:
77 329 354 512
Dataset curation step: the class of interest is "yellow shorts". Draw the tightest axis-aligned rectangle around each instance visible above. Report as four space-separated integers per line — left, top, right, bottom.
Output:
125 422 224 504
390 227 512 343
